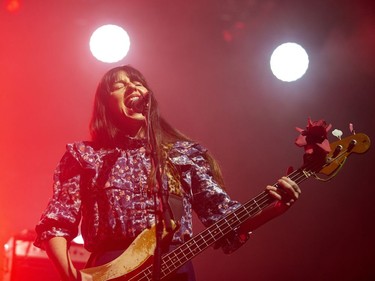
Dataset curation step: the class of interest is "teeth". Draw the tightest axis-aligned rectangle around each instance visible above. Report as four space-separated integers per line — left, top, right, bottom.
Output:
124 95 141 108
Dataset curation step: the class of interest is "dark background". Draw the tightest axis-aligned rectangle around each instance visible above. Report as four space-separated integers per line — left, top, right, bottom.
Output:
0 1 374 280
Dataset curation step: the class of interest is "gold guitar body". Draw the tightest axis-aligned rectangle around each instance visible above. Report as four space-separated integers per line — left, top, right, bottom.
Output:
81 222 175 281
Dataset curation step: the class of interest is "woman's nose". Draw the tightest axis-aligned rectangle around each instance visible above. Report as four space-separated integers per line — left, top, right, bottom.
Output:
125 83 137 95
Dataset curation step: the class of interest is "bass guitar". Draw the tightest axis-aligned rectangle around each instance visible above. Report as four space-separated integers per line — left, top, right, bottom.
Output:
81 132 371 281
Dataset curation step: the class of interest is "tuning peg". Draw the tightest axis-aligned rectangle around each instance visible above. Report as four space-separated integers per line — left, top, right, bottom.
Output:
349 123 356 135
332 129 343 140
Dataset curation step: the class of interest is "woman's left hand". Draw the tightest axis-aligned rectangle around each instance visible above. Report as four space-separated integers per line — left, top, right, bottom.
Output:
238 176 301 234
266 176 301 207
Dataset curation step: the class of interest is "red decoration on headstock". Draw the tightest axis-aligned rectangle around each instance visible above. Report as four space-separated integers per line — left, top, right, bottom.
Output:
295 118 332 155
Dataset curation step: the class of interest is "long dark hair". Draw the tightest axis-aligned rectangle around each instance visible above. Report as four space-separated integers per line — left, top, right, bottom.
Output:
89 65 225 188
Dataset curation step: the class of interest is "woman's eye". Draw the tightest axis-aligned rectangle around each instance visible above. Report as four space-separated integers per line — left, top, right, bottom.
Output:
132 81 144 86
112 83 125 90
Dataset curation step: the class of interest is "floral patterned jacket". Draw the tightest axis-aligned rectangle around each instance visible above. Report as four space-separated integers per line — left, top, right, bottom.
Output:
35 139 248 253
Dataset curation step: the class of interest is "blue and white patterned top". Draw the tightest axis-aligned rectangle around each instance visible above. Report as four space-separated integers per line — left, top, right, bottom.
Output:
35 140 247 253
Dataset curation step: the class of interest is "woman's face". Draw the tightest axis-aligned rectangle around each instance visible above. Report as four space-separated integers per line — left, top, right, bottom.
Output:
107 70 149 135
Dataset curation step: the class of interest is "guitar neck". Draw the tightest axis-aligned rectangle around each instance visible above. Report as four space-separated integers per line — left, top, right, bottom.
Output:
131 167 312 280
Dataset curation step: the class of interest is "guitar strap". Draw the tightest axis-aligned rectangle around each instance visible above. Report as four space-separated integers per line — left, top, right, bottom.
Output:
167 193 184 223
163 155 184 224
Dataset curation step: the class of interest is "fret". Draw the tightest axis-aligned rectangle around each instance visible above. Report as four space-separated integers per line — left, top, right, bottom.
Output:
163 254 180 269
196 233 209 247
252 198 262 212
146 268 152 280
186 241 200 255
180 247 189 260
208 225 225 239
162 253 183 276
188 238 202 253
183 244 196 260
161 264 168 275
162 254 179 275
203 230 216 245
163 248 186 275
139 267 152 281
168 255 179 266
219 217 234 233
242 204 254 217
162 254 173 268
230 212 242 225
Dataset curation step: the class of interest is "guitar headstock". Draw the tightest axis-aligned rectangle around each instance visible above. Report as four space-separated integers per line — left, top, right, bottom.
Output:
317 133 371 176
293 119 370 183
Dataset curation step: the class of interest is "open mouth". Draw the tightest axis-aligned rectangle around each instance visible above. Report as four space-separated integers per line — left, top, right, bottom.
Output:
124 92 150 113
124 93 142 108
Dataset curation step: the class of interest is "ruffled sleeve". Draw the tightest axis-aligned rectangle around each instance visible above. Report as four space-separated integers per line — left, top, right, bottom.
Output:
34 142 91 249
168 141 250 253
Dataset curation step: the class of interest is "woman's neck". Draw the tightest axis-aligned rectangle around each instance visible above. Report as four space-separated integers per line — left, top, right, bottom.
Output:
116 118 146 138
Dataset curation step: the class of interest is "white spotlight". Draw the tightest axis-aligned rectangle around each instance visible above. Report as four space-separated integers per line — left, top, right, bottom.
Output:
270 42 309 82
90 24 130 63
